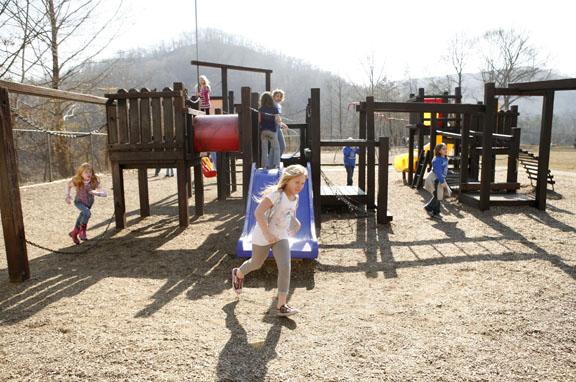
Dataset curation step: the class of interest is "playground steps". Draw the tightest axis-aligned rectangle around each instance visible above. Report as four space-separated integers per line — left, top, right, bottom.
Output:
459 182 520 191
411 150 432 189
320 185 367 207
518 149 555 190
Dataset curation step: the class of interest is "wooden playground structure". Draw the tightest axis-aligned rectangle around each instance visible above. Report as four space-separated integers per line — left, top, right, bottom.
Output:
391 79 576 211
1 74 575 283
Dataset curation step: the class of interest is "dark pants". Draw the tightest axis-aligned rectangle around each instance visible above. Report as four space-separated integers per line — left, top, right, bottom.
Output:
424 180 441 215
74 200 92 229
345 165 355 186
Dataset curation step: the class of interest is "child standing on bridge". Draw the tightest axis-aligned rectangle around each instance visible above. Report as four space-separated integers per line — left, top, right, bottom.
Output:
65 163 107 244
232 164 307 317
195 75 211 114
272 89 289 165
424 143 450 218
343 137 360 186
258 91 281 169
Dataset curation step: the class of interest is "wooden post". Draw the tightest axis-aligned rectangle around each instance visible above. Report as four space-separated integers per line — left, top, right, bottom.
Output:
459 113 471 203
216 151 226 201
358 105 366 191
251 92 259 169
507 127 521 193
221 67 228 114
408 127 415 185
0 87 30 282
265 73 271 92
241 87 252 200
366 96 376 208
480 83 497 211
377 137 391 224
138 168 150 217
177 159 189 227
536 91 555 210
111 162 126 229
194 163 204 216
310 88 321 233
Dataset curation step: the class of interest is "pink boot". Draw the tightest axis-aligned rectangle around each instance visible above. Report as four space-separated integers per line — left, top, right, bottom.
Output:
79 223 88 241
69 227 80 245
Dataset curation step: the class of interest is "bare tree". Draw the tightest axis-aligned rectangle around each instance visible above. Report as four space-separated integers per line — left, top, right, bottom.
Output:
443 32 473 92
478 28 551 110
2 0 123 178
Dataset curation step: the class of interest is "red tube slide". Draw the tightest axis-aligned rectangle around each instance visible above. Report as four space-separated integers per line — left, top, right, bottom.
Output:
193 115 239 152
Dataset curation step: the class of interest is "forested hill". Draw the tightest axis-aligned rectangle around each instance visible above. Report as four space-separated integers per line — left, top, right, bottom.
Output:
87 29 361 139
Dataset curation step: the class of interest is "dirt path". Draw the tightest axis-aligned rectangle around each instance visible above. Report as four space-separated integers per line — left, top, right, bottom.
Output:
1 165 575 381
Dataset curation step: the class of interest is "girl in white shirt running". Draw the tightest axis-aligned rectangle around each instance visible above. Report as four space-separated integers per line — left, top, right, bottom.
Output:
232 164 307 317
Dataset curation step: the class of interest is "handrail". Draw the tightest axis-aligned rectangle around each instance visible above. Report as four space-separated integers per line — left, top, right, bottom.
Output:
0 80 107 105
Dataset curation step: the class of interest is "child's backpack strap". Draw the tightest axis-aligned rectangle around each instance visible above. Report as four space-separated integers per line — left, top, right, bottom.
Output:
265 191 283 224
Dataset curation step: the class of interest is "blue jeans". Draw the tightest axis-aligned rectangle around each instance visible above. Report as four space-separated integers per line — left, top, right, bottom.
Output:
424 180 441 215
155 168 173 176
345 165 355 186
74 200 92 229
278 127 285 158
261 129 280 169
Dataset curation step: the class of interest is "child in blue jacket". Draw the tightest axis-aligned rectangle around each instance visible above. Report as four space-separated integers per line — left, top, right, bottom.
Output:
343 138 360 186
424 143 450 218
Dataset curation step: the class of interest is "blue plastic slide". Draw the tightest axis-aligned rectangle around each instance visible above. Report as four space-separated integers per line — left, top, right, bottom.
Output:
236 163 318 259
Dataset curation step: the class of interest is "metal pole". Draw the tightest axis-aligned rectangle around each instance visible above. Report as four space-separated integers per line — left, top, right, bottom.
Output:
47 133 53 182
90 133 95 168
194 0 200 85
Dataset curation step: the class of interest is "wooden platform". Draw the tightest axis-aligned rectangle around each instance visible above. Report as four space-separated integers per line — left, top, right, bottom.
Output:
460 192 536 208
321 185 367 206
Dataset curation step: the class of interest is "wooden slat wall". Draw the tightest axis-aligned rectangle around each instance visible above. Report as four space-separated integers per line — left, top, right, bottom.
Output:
117 90 129 143
162 87 174 144
129 89 140 144
151 97 162 143
140 89 152 143
106 102 118 144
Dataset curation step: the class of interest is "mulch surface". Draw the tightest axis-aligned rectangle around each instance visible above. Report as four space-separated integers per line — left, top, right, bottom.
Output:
1 162 575 381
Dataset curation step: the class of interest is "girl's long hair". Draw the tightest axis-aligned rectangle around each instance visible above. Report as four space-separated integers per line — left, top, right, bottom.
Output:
257 165 308 202
434 142 447 157
195 75 211 91
259 91 274 108
72 163 99 190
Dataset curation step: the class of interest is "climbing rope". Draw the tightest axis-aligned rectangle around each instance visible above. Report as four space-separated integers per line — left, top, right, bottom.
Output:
25 212 115 254
11 106 107 138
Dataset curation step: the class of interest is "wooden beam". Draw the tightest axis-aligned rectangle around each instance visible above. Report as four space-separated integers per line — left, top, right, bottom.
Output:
0 87 30 282
191 60 273 74
0 79 107 105
365 101 484 114
508 78 576 91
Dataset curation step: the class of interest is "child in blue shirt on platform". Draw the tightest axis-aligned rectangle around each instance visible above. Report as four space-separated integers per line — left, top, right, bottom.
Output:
258 92 281 169
343 137 360 186
424 143 450 218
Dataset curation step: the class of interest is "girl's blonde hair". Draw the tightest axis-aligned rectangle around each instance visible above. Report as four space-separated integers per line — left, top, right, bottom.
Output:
258 164 308 201
259 91 274 108
434 142 447 157
272 89 285 101
72 163 99 190
195 75 211 91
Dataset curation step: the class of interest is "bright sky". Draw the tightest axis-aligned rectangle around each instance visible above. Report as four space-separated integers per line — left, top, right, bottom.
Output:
102 0 575 85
